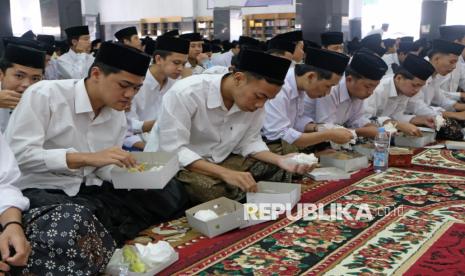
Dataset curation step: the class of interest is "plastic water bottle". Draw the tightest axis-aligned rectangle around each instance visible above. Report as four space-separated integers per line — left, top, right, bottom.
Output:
373 127 390 173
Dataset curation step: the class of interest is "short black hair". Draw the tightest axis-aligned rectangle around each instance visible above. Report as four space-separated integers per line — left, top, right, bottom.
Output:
118 34 135 43
0 58 13 73
231 69 283 86
394 67 415 80
67 36 80 46
152 50 173 61
87 61 122 78
344 66 364 79
427 49 445 59
294 64 333 80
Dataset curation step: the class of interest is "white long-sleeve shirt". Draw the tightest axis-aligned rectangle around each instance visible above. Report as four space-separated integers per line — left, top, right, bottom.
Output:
314 78 371 128
0 132 29 215
382 53 400 76
144 74 269 167
262 69 314 144
44 58 59 80
363 76 414 124
5 79 127 196
56 49 95 79
124 70 176 147
211 50 234 68
406 74 457 116
440 56 465 99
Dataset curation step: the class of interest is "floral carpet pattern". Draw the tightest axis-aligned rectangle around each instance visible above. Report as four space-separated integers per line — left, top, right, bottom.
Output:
412 148 465 171
168 167 465 275
127 149 465 275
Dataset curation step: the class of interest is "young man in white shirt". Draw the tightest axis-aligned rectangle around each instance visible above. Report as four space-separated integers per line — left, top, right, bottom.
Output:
211 40 240 68
145 49 313 204
266 36 296 61
0 131 31 275
364 54 435 136
114 26 142 51
0 43 45 133
262 47 352 150
321 31 344 53
311 49 388 139
0 132 115 275
125 36 190 150
180 32 207 75
382 38 399 75
406 39 465 118
438 25 465 99
5 42 188 244
56 25 94 79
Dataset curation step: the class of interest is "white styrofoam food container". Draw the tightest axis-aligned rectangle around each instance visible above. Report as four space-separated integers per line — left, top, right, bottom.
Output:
111 152 179 189
394 130 436 148
185 197 245 238
353 143 375 160
308 167 351 181
445 140 465 150
241 182 301 228
319 151 369 172
246 181 301 207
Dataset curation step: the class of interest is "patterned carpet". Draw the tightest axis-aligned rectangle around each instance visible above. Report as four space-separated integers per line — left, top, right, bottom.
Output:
131 149 465 275
412 149 465 171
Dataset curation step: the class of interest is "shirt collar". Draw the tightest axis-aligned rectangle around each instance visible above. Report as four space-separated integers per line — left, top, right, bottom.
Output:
387 77 398 98
74 79 112 122
75 79 94 114
338 78 351 103
145 69 159 91
286 69 301 100
207 74 241 114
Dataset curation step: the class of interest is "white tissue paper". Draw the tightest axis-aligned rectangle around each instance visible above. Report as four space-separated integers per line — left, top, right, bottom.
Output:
435 115 446 131
288 153 319 165
383 122 398 135
105 241 178 275
134 241 176 268
193 209 219 221
318 124 357 150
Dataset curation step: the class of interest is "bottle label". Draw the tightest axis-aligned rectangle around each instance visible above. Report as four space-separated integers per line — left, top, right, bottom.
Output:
373 151 386 167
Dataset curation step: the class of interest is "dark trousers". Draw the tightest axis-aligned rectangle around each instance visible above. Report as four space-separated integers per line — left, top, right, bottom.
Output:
22 179 189 245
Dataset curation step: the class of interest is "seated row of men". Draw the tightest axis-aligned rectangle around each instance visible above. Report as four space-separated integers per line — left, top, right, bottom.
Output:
1 24 465 274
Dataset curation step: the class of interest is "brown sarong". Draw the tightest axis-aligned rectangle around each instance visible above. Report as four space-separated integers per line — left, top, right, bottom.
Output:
176 151 294 204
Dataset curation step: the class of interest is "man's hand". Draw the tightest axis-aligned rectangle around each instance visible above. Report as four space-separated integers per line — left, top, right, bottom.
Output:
410 115 435 129
0 90 22 109
0 261 10 275
277 153 316 175
326 129 354 144
443 110 465 121
87 146 137 168
142 120 155 133
132 142 146 151
304 123 318 133
396 122 422 136
0 223 31 267
220 170 257 192
67 146 137 169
